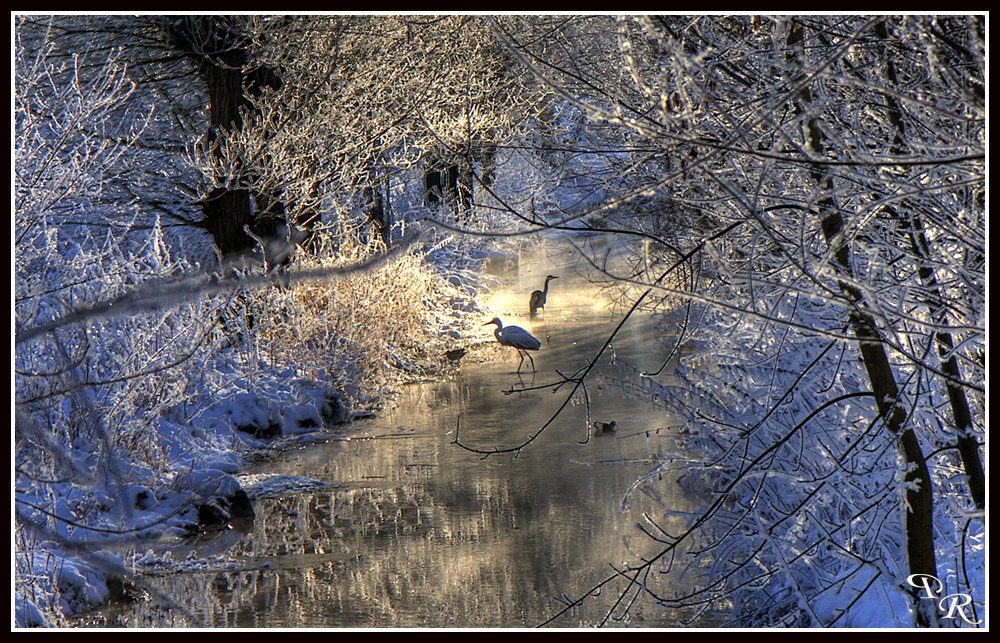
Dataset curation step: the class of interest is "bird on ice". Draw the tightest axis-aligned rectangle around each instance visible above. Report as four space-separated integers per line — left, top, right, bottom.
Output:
484 317 541 374
592 420 617 435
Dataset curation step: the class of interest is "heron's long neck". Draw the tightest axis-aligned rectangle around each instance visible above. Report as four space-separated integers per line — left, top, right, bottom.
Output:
543 279 551 295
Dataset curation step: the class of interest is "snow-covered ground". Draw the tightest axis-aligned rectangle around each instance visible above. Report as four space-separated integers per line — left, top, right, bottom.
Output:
12 34 533 621
13 221 502 626
14 15 985 630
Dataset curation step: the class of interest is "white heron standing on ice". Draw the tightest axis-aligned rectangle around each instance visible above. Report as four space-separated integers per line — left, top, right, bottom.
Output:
484 317 542 374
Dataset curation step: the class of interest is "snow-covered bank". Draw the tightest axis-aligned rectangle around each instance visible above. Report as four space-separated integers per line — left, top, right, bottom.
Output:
15 13 985 629
10 16 521 622
14 228 496 627
608 300 987 628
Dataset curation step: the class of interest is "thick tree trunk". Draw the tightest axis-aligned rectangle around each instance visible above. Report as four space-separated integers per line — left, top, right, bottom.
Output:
424 153 473 223
788 20 938 626
424 158 444 207
874 19 985 512
200 187 252 255
168 17 283 258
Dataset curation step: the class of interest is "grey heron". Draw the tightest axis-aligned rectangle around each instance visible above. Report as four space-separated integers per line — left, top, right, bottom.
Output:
529 275 559 317
484 317 541 373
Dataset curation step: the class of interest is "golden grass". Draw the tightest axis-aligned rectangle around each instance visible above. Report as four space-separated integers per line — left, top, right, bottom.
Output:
250 235 475 400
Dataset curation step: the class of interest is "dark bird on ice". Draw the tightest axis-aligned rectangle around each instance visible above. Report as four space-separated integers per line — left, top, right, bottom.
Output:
592 420 617 435
529 275 559 317
484 317 541 374
444 348 467 363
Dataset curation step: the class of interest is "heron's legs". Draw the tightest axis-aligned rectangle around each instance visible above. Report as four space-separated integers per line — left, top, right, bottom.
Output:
516 350 536 373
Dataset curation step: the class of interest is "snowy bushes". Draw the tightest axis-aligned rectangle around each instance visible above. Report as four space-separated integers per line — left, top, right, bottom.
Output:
14 27 231 623
13 18 489 626
503 14 984 627
239 230 483 402
15 12 984 629
652 296 986 627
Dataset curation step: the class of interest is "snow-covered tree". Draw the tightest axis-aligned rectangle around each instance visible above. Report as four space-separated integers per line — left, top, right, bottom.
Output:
12 15 500 625
495 14 985 627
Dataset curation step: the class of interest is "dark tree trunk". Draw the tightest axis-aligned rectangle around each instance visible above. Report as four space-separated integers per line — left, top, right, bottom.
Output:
200 187 252 255
424 153 473 223
873 19 985 512
788 20 938 626
898 208 985 511
479 143 498 188
424 157 444 207
364 183 390 246
167 17 283 258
